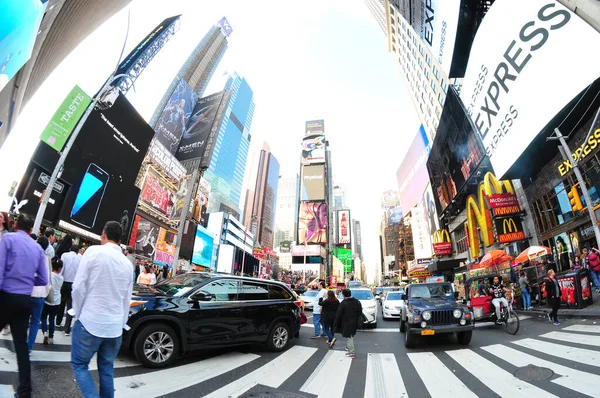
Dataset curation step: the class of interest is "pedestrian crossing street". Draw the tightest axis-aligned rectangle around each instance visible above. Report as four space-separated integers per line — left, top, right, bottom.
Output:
1 323 600 397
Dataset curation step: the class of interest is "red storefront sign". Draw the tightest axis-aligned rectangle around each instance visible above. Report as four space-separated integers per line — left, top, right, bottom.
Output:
487 193 521 217
433 242 453 256
330 275 337 287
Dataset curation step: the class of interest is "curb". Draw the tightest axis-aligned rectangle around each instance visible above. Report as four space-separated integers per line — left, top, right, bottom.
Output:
515 309 600 320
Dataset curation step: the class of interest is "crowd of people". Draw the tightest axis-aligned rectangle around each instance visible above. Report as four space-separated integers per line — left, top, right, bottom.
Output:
0 213 133 398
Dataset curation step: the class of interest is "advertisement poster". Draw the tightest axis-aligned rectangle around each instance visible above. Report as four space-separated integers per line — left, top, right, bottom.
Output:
301 135 326 164
336 248 353 273
176 91 225 161
423 184 439 237
338 210 351 244
581 276 591 301
298 202 328 244
139 167 176 218
147 139 187 181
301 164 325 201
192 224 215 267
153 79 198 154
411 199 433 260
129 215 159 259
193 177 211 227
40 85 91 151
558 276 577 306
154 227 176 266
460 0 600 177
305 119 325 136
396 125 431 212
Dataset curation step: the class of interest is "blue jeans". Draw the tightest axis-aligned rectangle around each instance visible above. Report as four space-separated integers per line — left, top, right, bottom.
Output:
521 289 531 309
27 297 45 351
590 269 600 289
322 324 334 341
71 320 122 398
313 313 322 336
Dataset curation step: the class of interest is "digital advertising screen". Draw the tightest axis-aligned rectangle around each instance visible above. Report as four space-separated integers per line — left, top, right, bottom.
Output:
59 94 154 237
154 227 177 266
15 164 67 224
129 215 160 259
176 91 225 162
301 164 325 201
301 135 326 164
305 119 324 136
396 125 430 212
192 224 215 267
337 210 351 244
153 79 198 154
298 202 327 244
139 167 176 219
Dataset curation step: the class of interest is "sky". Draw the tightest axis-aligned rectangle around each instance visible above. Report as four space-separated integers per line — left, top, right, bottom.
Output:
0 0 421 284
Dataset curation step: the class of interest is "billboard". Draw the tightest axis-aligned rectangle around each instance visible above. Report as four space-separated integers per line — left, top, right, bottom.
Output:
146 139 187 181
218 17 233 37
279 241 292 253
301 164 325 201
335 248 353 273
15 164 67 224
0 0 47 91
129 215 160 259
337 210 351 244
301 135 326 164
397 0 461 76
154 79 198 154
423 183 439 238
460 0 600 178
396 125 430 212
154 227 177 266
193 177 210 227
411 199 433 260
39 86 91 152
494 216 525 244
427 87 486 214
59 94 154 236
305 119 324 136
298 202 327 244
192 224 214 267
176 91 225 162
139 167 176 219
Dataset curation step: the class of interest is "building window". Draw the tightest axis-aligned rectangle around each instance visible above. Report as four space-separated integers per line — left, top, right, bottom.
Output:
441 80 448 93
419 44 424 55
433 65 440 80
431 79 437 92
390 6 394 14
453 225 468 254
425 54 432 66
392 45 396 53
424 69 430 80
438 93 445 106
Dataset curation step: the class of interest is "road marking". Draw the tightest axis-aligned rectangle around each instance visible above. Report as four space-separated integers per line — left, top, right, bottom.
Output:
300 350 352 398
483 344 600 397
301 324 399 332
446 349 556 397
513 338 600 367
0 347 137 372
364 353 407 398
407 352 476 398
540 331 600 346
114 352 259 397
202 345 317 398
562 324 600 333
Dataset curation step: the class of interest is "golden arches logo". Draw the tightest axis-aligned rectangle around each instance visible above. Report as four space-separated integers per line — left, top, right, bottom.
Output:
466 183 494 258
433 229 451 244
503 218 518 234
483 172 514 196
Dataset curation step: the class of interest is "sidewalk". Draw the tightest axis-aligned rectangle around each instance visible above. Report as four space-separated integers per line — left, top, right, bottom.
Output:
515 291 600 320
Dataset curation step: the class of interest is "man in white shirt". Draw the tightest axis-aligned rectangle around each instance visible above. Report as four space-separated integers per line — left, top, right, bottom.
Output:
311 281 328 339
71 221 133 398
57 244 80 335
44 228 56 259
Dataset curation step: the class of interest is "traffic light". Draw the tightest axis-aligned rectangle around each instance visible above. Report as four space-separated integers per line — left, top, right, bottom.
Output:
568 186 584 212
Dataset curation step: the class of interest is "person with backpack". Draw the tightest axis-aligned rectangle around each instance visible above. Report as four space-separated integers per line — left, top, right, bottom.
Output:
582 247 600 293
334 288 363 359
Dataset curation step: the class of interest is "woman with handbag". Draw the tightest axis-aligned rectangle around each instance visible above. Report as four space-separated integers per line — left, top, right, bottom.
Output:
320 290 340 348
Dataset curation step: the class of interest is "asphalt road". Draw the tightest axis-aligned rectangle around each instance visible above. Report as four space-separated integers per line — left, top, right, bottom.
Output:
1 302 599 397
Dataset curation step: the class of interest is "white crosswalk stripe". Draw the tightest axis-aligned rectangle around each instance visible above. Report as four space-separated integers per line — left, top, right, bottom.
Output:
513 337 600 367
407 352 476 398
540 330 600 345
562 324 600 333
364 353 407 398
300 350 352 398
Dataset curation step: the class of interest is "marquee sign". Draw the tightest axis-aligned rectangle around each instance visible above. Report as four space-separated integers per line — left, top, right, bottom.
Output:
494 217 525 244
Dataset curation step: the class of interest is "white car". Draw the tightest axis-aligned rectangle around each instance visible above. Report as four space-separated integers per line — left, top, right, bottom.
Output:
339 288 378 328
300 290 320 311
381 290 405 319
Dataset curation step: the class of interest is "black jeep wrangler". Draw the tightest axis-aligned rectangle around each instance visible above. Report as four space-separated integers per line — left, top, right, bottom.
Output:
400 282 474 348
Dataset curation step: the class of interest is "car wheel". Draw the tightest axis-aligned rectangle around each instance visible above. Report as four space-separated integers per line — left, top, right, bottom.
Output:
134 323 179 368
404 324 416 348
400 320 406 333
457 330 472 345
267 322 291 352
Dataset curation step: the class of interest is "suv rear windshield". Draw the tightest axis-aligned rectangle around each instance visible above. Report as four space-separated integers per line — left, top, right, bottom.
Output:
386 292 403 300
152 273 211 297
409 284 453 299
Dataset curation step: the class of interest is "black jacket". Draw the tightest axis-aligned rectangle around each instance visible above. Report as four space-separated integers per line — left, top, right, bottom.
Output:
545 277 562 300
334 297 363 338
319 298 339 328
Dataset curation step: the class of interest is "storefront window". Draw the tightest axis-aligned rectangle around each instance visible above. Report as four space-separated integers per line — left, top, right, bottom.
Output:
554 184 574 223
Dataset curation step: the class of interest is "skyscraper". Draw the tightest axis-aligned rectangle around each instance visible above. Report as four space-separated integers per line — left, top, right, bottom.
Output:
149 17 232 128
243 142 280 250
203 73 256 217
364 0 387 37
354 219 363 260
273 174 299 247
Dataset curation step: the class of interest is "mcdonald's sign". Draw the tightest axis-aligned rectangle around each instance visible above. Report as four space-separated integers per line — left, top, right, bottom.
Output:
466 183 494 258
483 173 521 217
494 217 525 244
433 229 452 256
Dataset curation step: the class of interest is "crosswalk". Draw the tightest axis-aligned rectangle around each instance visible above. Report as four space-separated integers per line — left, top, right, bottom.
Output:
1 322 600 397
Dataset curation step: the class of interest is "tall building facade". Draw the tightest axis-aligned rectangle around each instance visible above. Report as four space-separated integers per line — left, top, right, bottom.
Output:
364 0 387 37
243 142 280 250
204 73 256 217
353 219 363 260
273 174 299 247
149 18 231 127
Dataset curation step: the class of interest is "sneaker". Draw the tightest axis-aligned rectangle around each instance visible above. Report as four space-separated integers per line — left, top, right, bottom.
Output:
48 338 54 344
554 321 561 326
345 347 349 352
2 327 9 336
310 335 320 339
345 352 355 359
547 313 552 322
329 338 337 349
43 335 49 345
64 331 70 336
321 334 327 339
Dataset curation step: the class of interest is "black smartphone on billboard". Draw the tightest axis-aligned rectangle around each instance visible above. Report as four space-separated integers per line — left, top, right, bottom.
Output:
70 163 109 229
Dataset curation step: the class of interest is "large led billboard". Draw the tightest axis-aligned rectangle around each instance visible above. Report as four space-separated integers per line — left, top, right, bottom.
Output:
176 91 225 162
154 79 198 154
460 0 600 178
305 119 324 136
337 210 351 244
129 215 160 259
154 227 177 266
15 164 67 224
301 164 325 201
427 87 486 214
0 0 47 91
139 167 176 219
59 94 154 237
301 135 326 164
192 224 215 267
396 125 430 213
298 202 327 244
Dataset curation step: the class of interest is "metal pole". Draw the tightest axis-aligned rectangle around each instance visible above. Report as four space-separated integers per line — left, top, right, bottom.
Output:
172 168 199 268
32 74 128 234
554 127 600 247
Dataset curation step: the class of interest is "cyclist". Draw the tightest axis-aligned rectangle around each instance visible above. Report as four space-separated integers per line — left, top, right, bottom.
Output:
489 276 510 325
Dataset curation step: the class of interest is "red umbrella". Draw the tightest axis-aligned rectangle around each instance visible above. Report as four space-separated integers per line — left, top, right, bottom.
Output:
480 250 513 268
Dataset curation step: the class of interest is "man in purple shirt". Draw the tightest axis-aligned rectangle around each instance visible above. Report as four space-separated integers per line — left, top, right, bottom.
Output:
0 214 48 398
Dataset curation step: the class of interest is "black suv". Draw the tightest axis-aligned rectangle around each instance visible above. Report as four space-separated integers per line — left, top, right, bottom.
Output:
400 282 474 348
124 273 302 368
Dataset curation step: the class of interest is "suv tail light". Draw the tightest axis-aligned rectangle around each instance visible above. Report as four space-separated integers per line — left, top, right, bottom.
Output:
294 300 303 308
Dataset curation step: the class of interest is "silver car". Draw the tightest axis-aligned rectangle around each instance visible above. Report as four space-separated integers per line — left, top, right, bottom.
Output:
382 290 405 319
300 290 320 311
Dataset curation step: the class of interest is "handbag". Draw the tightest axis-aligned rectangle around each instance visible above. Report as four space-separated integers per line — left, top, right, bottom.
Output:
300 312 307 324
44 258 54 303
